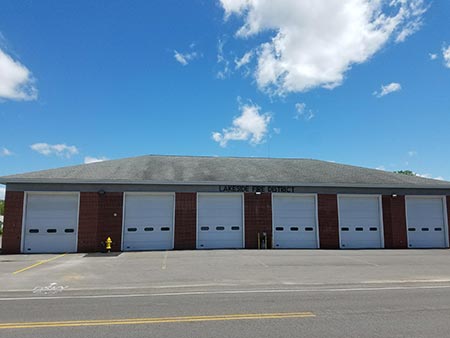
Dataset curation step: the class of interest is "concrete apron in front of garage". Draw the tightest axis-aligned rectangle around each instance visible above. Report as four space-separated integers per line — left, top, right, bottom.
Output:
1 250 450 296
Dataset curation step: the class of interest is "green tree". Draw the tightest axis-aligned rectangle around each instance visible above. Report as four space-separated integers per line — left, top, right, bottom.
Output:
394 170 416 176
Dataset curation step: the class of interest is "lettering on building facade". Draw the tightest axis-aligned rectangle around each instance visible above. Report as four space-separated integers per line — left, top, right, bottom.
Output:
218 185 295 193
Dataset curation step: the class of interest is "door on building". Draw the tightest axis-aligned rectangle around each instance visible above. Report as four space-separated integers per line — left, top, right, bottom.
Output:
122 193 174 251
338 195 383 249
197 194 243 249
272 195 318 248
406 196 448 248
23 193 79 253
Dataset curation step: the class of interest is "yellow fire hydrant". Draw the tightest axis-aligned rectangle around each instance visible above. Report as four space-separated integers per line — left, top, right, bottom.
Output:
105 237 112 253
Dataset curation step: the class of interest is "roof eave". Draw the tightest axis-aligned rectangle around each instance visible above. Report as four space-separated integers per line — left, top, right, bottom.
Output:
1 177 450 190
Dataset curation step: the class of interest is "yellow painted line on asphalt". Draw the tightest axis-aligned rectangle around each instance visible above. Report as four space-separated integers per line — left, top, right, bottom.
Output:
0 312 315 329
12 253 67 275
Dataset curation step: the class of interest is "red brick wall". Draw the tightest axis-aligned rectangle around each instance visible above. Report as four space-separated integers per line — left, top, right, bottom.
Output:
447 196 450 246
4 189 443 254
174 193 197 250
77 192 100 252
318 194 340 249
382 195 407 249
96 192 123 252
2 191 24 254
244 193 272 249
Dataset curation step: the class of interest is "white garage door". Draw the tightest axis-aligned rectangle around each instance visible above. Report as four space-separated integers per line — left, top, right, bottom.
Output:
123 194 174 251
406 197 448 248
338 195 383 249
197 194 243 249
23 193 79 253
273 195 318 249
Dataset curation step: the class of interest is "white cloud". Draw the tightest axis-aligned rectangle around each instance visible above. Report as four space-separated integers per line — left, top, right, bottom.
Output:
443 45 450 68
416 173 444 180
408 150 417 157
0 48 37 101
376 166 386 171
373 82 402 97
294 102 314 121
30 143 79 158
0 185 5 200
174 51 188 66
394 0 428 43
219 0 428 95
273 127 281 135
84 156 108 164
216 39 231 79
429 53 438 60
1 147 12 156
235 51 253 69
212 102 272 147
174 50 199 66
417 173 430 178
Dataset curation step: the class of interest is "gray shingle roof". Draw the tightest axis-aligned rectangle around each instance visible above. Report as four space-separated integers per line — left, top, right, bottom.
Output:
1 155 449 189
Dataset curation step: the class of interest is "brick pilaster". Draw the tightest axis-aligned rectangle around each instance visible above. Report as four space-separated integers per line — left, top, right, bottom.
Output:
174 192 197 250
2 191 24 254
382 195 407 249
244 193 272 249
318 194 340 249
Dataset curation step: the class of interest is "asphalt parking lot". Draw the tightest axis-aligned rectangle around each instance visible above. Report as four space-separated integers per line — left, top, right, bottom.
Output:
2 249 450 292
1 250 450 337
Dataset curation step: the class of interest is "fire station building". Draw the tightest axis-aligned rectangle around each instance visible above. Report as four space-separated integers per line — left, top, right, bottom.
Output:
1 155 449 254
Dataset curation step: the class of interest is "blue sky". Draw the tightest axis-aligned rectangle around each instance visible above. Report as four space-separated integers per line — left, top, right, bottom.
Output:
1 0 450 198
